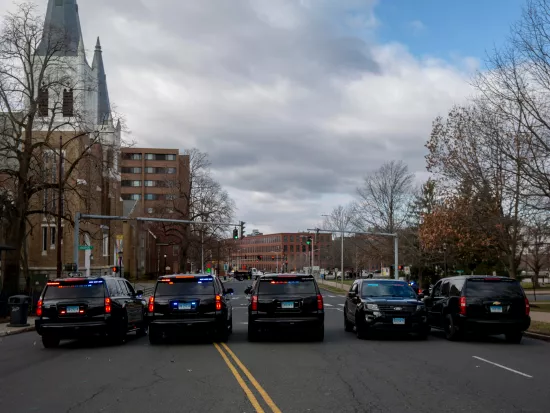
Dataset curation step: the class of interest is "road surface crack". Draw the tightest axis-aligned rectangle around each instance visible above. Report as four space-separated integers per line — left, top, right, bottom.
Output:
129 366 167 392
65 385 108 413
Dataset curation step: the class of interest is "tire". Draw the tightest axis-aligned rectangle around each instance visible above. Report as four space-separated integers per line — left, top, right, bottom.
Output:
42 335 60 348
313 325 324 342
215 324 230 343
148 326 162 345
505 331 523 344
247 323 259 342
444 314 461 341
344 312 354 332
110 312 128 345
136 322 147 338
356 315 369 340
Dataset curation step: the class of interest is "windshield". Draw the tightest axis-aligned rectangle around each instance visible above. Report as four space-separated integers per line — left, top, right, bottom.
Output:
259 278 317 295
361 282 417 299
43 281 105 299
465 279 524 299
155 278 215 296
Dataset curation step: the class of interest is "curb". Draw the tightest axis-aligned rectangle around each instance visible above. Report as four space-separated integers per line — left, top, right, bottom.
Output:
319 286 346 296
0 326 35 337
525 331 550 342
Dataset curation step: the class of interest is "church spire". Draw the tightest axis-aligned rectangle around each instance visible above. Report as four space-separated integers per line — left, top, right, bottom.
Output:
37 0 84 56
92 36 112 125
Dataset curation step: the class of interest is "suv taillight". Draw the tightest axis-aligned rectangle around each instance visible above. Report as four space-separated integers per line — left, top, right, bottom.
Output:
36 300 43 317
215 295 222 311
148 296 155 313
251 295 258 311
525 297 530 316
459 296 466 316
105 297 111 314
317 294 323 310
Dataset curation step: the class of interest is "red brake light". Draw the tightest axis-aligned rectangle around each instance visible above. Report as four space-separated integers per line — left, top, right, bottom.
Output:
105 297 111 314
148 296 154 313
317 294 323 310
215 295 222 311
251 295 258 311
459 296 467 316
36 300 43 316
525 297 530 316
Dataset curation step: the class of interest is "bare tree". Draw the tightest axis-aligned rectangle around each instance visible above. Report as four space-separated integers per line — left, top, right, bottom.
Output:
354 160 414 234
0 3 121 294
153 148 236 271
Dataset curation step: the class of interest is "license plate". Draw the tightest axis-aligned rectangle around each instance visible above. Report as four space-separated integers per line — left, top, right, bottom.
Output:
178 303 192 310
66 306 79 314
490 306 503 313
393 318 405 325
282 302 294 309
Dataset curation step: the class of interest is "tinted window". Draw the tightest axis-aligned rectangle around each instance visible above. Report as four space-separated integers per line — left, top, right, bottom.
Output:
432 282 442 297
465 279 524 298
44 280 105 299
258 278 317 295
106 279 121 296
361 281 416 299
441 281 450 297
156 277 215 296
118 280 130 296
125 281 136 296
449 279 464 297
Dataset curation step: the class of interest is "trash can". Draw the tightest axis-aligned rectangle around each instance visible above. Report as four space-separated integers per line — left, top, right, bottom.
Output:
8 295 30 327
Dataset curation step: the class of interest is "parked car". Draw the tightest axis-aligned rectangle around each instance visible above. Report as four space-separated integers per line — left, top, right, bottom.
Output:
35 276 147 348
423 276 530 343
148 274 233 344
246 274 324 341
343 279 429 339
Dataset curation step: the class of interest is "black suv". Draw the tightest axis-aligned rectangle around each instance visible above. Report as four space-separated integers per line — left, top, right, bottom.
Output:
148 274 233 344
35 276 147 348
424 276 530 343
343 279 429 339
245 274 324 341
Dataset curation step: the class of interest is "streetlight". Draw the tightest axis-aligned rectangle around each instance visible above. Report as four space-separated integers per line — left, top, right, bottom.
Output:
443 243 448 277
118 252 123 278
163 254 167 275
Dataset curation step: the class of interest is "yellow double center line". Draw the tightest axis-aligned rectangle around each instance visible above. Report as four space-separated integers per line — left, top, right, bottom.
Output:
214 342 282 413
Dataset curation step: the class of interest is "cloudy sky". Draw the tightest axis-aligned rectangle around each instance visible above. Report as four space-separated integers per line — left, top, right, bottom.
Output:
1 0 524 233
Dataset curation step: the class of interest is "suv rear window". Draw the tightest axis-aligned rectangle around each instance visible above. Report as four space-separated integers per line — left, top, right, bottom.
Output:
465 278 524 298
43 280 105 299
258 277 317 295
156 277 215 296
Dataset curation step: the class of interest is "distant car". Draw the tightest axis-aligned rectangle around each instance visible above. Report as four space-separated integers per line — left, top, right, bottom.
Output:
148 274 233 344
35 276 147 348
246 274 324 341
424 276 530 343
344 279 429 340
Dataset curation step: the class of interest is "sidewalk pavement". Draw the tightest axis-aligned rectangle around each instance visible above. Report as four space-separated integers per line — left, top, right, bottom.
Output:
530 311 550 323
0 316 36 337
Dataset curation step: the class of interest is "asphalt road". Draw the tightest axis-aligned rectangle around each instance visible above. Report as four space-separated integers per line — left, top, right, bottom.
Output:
1 280 550 412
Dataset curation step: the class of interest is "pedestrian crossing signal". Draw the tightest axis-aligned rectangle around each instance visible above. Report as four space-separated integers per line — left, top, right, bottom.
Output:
111 266 120 274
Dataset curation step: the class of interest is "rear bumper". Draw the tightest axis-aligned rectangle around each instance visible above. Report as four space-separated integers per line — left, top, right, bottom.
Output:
457 316 531 334
35 319 109 338
249 315 324 330
149 318 223 334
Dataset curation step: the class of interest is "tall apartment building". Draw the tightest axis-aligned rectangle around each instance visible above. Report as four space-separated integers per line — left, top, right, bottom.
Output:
228 232 333 272
120 148 190 275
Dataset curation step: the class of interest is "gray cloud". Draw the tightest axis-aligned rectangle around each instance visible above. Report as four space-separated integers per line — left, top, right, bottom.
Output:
0 0 475 232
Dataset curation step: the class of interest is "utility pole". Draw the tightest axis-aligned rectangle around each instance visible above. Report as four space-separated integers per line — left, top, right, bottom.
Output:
56 136 63 277
341 230 344 290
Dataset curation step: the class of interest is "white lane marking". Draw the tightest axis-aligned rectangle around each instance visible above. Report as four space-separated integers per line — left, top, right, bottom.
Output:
324 303 333 307
336 308 343 312
472 356 533 379
338 304 345 307
327 295 336 298
240 322 248 325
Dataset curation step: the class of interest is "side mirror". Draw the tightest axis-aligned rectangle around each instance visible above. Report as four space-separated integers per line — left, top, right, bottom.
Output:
244 286 252 295
226 288 234 295
136 290 144 296
348 291 357 298
422 289 430 296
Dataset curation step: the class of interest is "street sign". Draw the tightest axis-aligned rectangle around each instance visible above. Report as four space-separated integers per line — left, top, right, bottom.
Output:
78 245 93 251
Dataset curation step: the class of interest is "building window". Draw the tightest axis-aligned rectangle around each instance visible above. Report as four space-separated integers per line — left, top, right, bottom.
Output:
42 227 48 252
145 153 154 160
122 194 141 201
102 233 109 257
145 154 177 161
166 154 176 161
50 227 56 248
167 168 176 174
173 245 179 257
62 89 74 117
121 180 141 187
166 194 177 200
145 167 155 173
290 236 294 242
144 194 158 201
290 245 294 252
121 167 141 174
147 207 154 213
38 86 48 117
122 153 142 160
144 180 155 187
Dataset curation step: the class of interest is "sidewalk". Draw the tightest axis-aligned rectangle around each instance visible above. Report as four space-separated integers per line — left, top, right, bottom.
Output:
530 311 550 323
0 316 36 337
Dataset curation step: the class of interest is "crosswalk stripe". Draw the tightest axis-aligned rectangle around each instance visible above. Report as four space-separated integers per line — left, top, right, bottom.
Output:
324 303 333 307
338 303 345 307
327 295 335 298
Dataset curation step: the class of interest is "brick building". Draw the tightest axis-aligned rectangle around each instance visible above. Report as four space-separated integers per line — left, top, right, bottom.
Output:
228 232 333 272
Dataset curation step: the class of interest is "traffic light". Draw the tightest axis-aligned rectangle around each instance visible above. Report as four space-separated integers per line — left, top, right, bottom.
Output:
306 236 312 246
271 256 275 261
111 266 120 274
257 255 262 261
240 221 246 240
233 227 238 239
398 265 404 271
